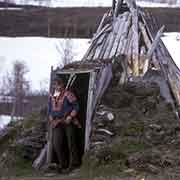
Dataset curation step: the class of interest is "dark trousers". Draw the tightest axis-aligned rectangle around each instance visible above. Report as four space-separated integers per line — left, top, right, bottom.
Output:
52 123 79 168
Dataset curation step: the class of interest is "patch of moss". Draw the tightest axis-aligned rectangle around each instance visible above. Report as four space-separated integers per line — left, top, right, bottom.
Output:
0 111 43 176
0 141 36 176
23 112 41 130
0 127 19 155
81 136 149 178
119 138 148 153
81 142 128 177
121 121 145 137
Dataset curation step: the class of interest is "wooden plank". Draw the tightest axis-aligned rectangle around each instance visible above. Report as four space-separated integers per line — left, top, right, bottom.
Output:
146 26 165 60
114 0 123 17
168 76 180 106
140 46 146 73
139 21 152 49
109 13 128 58
85 71 96 151
98 36 109 59
103 18 120 59
84 24 112 61
93 33 108 60
46 67 54 164
112 0 116 12
115 13 130 56
131 9 139 76
142 26 164 74
118 17 131 54
33 144 47 169
125 0 137 12
96 12 109 34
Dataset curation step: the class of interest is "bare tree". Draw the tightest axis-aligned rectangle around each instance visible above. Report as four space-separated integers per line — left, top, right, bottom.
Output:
55 39 75 67
8 60 30 118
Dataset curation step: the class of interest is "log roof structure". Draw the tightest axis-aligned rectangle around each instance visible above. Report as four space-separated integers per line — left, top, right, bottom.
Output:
81 0 180 115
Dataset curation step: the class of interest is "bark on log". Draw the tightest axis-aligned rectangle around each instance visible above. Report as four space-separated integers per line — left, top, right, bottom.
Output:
118 56 128 85
140 46 146 72
96 12 109 34
114 0 123 17
143 26 164 74
83 24 112 61
168 76 180 106
93 33 107 60
103 18 120 59
131 9 139 76
109 13 127 58
33 144 47 170
115 13 131 56
125 0 137 12
139 21 152 49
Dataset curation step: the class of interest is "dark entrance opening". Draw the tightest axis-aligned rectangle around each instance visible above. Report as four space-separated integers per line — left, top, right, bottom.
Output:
53 72 90 165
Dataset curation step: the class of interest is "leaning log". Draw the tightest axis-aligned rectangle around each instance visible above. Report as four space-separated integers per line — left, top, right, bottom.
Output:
142 26 165 74
109 13 127 58
131 9 139 76
33 144 47 170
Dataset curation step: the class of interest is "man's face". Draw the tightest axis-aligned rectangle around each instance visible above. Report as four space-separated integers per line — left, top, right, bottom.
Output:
54 81 64 92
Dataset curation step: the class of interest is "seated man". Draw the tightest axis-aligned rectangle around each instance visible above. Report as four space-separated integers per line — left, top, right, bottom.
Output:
48 77 80 172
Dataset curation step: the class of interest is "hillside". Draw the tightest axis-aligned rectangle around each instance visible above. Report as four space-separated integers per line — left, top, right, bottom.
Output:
0 78 180 179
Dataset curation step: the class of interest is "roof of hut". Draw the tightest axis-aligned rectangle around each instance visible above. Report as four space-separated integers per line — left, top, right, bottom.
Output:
80 0 180 109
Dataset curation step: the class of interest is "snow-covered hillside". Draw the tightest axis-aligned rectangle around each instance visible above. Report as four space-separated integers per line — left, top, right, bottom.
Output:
0 0 180 7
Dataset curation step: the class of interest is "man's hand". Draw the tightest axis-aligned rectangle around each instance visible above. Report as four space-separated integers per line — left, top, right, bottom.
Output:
49 116 53 123
52 120 59 128
52 118 64 128
64 116 72 125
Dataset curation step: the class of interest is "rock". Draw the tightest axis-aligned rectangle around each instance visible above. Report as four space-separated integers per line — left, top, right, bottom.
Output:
127 152 143 168
146 164 159 174
123 168 136 174
149 124 162 131
96 128 114 136
107 112 114 121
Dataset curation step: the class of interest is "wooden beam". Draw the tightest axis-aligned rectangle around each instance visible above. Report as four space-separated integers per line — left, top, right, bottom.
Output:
143 26 164 74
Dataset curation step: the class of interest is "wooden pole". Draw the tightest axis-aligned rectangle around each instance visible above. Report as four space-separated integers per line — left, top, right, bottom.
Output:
114 0 123 17
131 9 139 76
142 26 165 74
47 66 54 164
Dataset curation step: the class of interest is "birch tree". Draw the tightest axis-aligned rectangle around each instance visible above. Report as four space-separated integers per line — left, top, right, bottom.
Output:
55 39 75 67
10 60 30 118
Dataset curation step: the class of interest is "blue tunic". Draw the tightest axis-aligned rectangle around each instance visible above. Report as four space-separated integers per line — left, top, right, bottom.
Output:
48 93 79 119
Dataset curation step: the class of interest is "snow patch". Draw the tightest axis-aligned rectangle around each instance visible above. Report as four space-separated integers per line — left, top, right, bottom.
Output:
162 32 180 69
0 115 11 129
137 1 180 8
1 0 180 7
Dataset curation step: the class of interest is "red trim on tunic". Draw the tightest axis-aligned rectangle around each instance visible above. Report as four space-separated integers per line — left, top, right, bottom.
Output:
51 90 66 112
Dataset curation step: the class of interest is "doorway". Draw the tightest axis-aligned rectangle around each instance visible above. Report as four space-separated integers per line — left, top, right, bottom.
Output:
52 71 91 164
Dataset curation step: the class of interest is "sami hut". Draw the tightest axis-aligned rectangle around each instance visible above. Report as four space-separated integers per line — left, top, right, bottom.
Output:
33 0 180 169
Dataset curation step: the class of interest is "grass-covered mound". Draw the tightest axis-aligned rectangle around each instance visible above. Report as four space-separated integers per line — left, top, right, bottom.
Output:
0 112 46 176
81 81 180 179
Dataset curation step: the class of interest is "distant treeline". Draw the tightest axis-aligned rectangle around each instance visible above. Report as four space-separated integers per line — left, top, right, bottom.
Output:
0 94 48 117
